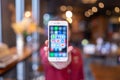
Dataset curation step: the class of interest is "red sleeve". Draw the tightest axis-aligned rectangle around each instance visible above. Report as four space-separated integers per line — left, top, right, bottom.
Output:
39 45 49 66
70 47 84 80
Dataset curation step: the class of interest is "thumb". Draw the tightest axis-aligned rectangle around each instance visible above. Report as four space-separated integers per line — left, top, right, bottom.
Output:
68 46 73 54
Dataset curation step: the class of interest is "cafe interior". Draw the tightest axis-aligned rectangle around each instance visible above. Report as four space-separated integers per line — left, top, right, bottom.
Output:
0 0 120 80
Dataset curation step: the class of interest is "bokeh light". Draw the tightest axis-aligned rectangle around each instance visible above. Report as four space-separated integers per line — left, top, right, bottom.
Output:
65 11 73 18
92 6 98 13
24 11 31 18
98 2 104 8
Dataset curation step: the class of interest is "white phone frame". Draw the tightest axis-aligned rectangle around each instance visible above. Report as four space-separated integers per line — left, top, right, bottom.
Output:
48 20 68 62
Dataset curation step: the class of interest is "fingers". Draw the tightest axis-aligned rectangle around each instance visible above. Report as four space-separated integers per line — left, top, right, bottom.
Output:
68 46 73 53
44 46 48 51
44 40 73 54
45 40 48 46
43 46 48 56
44 40 49 54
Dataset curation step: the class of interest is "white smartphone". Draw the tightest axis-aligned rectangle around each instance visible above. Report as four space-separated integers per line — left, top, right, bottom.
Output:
48 20 68 62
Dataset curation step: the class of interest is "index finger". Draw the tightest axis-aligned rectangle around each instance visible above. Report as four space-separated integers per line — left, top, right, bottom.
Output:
68 46 73 54
45 40 48 46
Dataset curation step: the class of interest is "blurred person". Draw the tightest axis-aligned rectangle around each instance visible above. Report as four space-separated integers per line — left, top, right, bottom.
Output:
39 17 84 80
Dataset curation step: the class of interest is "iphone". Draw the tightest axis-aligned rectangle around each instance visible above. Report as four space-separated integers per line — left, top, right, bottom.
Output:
48 21 68 62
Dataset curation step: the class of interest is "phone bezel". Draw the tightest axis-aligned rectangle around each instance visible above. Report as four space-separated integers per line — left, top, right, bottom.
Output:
48 20 68 62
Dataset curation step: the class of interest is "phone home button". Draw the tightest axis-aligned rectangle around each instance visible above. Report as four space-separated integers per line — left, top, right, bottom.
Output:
56 58 60 61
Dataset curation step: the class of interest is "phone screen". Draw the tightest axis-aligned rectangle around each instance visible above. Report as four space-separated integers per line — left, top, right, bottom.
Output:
49 25 68 59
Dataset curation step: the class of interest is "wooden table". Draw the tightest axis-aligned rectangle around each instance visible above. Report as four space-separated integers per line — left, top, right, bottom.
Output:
0 47 32 75
90 63 120 80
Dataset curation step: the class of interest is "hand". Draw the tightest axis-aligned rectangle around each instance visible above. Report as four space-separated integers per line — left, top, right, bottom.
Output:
43 40 73 69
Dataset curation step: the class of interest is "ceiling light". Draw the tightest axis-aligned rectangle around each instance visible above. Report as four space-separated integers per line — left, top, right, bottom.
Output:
60 5 67 11
114 7 120 13
88 9 93 15
84 11 90 17
65 11 73 18
66 17 72 23
81 39 89 46
98 2 104 8
43 13 50 21
24 11 31 18
92 7 98 13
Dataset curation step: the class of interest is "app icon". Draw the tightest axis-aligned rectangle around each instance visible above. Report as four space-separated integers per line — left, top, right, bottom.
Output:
54 48 58 51
61 44 65 48
51 35 52 38
59 27 62 30
62 53 66 57
61 39 65 43
61 35 65 38
51 31 53 34
54 26 58 31
51 34 56 39
49 52 54 57
63 27 66 30
51 39 56 43
54 53 58 57
51 43 55 48
56 44 59 47
59 35 62 38
63 31 66 34
59 48 62 51
59 53 62 57
55 31 58 34
58 31 62 34
56 35 60 39
56 39 60 43
50 27 53 30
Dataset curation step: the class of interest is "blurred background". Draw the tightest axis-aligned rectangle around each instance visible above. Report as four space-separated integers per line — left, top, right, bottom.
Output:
0 0 120 80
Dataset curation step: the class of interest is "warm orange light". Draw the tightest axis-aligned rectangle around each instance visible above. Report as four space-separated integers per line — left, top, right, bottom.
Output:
60 5 67 11
66 17 72 23
82 0 97 4
114 7 120 13
84 11 90 17
24 11 31 18
118 17 120 22
65 11 73 18
92 6 98 13
98 2 104 8
88 9 93 15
